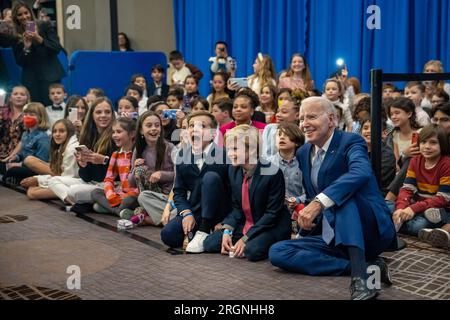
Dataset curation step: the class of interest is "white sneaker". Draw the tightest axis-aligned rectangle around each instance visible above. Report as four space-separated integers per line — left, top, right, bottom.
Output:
424 208 444 224
185 231 209 253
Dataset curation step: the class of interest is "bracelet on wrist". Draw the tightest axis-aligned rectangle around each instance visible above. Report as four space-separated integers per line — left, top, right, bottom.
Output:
182 212 193 219
223 229 233 236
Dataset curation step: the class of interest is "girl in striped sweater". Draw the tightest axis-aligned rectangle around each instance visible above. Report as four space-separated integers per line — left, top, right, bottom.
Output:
393 125 450 242
91 117 139 216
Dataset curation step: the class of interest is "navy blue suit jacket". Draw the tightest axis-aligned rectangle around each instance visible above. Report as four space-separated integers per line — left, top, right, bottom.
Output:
222 162 291 242
173 143 229 215
147 82 170 99
297 129 395 252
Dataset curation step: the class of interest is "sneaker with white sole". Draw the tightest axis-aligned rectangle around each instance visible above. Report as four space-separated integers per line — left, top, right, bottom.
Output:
418 228 433 242
428 228 450 248
424 208 445 224
185 231 209 253
93 203 110 214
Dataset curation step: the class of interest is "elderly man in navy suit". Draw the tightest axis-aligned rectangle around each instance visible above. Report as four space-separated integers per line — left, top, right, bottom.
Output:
269 97 396 300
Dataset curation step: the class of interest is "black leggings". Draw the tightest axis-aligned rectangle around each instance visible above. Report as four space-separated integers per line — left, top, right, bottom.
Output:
2 165 35 184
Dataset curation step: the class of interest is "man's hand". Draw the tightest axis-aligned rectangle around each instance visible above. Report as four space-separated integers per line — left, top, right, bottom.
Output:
233 238 246 258
298 200 322 230
221 233 233 255
182 215 195 235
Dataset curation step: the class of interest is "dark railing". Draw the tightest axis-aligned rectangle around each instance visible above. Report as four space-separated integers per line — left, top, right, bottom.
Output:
110 0 119 51
370 70 450 186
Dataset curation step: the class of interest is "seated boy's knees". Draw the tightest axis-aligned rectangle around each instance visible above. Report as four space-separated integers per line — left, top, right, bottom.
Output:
160 226 179 248
202 171 221 185
245 243 267 262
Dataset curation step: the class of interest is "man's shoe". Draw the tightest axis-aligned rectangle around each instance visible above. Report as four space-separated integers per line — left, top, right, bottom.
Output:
372 257 393 286
185 231 209 253
349 277 379 300
424 208 445 224
428 228 450 248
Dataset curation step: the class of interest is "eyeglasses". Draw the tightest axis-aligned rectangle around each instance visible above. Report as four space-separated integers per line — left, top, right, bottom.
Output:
431 117 450 124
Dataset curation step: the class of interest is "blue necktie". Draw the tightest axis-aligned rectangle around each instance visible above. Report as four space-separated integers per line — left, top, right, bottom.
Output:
311 148 324 192
311 148 335 244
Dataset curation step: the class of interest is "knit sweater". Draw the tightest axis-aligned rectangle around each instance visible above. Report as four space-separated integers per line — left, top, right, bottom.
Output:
396 155 450 213
103 150 138 207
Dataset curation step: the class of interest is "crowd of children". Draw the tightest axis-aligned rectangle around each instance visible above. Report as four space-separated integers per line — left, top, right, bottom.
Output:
1 47 450 300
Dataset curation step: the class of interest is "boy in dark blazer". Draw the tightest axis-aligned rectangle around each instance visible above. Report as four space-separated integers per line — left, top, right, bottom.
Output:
160 111 231 252
147 64 169 99
203 124 291 261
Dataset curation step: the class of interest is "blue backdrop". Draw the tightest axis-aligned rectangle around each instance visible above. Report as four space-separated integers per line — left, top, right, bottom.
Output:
174 0 450 95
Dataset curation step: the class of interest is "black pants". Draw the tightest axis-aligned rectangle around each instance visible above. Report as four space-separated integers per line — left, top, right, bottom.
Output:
388 158 411 196
2 165 35 184
25 78 61 106
160 171 231 248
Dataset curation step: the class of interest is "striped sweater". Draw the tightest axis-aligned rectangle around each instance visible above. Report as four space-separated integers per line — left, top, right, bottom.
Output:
396 155 450 213
104 150 139 207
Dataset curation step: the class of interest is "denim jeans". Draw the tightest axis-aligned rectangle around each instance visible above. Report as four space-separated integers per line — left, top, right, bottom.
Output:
386 200 449 236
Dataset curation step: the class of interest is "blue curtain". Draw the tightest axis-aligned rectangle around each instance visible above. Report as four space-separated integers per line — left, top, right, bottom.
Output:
174 0 450 95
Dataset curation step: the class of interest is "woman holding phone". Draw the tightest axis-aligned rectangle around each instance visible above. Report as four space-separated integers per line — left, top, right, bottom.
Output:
63 95 89 137
11 2 65 106
48 98 116 211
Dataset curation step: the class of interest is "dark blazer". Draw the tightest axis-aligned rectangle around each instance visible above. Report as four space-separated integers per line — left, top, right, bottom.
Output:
147 82 169 99
173 143 229 215
12 20 65 83
297 129 395 254
252 111 266 124
0 33 15 87
222 162 291 242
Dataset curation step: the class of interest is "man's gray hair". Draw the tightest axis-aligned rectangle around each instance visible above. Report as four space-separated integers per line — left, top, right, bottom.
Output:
301 97 337 116
300 97 338 126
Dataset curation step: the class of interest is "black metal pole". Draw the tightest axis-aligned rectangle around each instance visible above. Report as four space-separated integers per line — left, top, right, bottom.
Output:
370 69 383 187
110 0 119 51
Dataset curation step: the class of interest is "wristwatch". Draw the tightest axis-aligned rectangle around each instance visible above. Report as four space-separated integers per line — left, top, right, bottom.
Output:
313 197 325 210
102 156 110 165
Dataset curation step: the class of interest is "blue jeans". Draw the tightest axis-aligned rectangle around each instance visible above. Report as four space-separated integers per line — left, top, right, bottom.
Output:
386 200 449 236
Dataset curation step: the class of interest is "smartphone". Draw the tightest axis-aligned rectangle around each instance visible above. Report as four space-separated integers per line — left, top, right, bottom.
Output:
411 132 419 144
26 21 36 33
119 111 139 119
162 109 178 120
75 145 88 152
68 107 78 122
228 77 248 88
